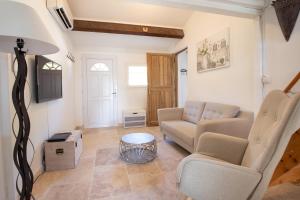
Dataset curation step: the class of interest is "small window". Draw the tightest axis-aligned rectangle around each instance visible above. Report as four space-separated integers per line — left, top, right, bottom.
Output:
42 62 62 71
90 63 109 72
128 66 147 87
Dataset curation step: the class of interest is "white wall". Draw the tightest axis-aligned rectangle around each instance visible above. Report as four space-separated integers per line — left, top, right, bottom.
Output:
0 53 14 200
0 0 76 198
171 11 261 112
0 54 6 200
0 141 5 200
263 6 300 94
74 47 150 126
70 30 179 127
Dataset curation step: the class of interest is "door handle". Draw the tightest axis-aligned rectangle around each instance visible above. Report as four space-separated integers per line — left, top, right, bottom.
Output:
112 92 117 95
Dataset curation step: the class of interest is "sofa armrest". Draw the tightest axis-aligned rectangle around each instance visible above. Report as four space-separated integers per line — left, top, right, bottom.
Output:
177 154 261 200
194 117 252 150
195 132 248 165
157 108 184 125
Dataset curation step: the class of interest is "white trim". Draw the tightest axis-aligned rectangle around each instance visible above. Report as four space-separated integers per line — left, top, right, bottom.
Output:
81 54 118 128
0 54 15 200
133 0 265 17
252 15 265 114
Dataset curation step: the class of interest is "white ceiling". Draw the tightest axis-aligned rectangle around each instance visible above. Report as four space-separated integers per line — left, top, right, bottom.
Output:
68 0 270 28
68 0 270 52
68 0 193 28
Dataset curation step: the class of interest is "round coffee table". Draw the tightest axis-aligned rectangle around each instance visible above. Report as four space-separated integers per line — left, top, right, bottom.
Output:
119 133 157 164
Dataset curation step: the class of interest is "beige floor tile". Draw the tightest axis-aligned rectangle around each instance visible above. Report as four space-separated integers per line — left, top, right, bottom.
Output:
126 161 161 175
128 172 166 190
89 165 131 199
126 184 185 200
33 126 189 200
33 157 94 199
156 155 182 172
117 127 152 136
158 140 189 159
95 148 124 167
40 182 91 200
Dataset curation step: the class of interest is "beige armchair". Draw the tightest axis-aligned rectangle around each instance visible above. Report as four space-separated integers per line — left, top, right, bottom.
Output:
177 90 300 200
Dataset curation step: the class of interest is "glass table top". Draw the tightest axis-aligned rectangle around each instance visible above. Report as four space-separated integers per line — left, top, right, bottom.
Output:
121 133 155 144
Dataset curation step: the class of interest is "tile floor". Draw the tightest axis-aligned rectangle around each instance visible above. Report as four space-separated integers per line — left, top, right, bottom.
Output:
32 126 298 200
33 126 189 200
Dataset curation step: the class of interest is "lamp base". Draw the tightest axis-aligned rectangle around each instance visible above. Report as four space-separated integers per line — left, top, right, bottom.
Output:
12 42 34 200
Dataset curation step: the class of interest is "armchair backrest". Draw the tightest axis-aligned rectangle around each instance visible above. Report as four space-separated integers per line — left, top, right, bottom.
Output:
241 90 300 172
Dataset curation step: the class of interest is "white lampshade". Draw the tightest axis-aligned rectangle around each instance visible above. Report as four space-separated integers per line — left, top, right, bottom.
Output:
0 1 59 55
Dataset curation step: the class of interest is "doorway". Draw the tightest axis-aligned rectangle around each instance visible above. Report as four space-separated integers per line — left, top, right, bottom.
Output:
177 49 188 107
147 53 177 126
83 56 117 128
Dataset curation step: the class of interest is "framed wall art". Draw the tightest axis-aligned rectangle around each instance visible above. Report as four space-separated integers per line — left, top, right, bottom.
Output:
197 28 230 73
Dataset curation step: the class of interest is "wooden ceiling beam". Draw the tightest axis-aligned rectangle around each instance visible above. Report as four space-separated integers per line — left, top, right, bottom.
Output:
72 19 184 39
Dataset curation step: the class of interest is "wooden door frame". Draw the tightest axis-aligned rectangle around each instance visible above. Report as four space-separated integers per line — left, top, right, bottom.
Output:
146 53 178 126
175 47 188 56
82 54 118 128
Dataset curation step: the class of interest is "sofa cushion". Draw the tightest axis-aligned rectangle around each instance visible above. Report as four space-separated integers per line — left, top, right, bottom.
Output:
161 120 196 146
201 102 240 120
182 101 206 124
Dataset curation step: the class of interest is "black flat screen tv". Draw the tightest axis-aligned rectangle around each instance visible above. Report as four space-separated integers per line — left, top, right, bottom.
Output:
35 55 62 103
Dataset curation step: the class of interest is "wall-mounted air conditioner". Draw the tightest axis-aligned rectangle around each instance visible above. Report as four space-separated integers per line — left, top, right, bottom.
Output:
47 0 73 30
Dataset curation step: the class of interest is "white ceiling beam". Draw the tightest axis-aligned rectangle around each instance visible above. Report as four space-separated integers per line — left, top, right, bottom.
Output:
132 0 267 17
214 0 266 9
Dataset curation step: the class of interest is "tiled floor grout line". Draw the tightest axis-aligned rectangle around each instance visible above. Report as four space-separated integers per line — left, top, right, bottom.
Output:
87 152 96 200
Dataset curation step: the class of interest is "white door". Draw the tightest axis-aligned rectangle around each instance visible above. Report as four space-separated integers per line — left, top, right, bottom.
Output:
84 57 117 128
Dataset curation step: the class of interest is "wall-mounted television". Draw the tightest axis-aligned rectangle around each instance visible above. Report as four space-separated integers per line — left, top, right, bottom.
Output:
35 55 62 103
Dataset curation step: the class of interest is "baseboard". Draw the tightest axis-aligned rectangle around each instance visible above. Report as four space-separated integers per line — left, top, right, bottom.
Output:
116 123 123 127
76 124 124 130
75 125 84 130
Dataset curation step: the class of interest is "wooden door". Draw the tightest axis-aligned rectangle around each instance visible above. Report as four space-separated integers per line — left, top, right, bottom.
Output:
147 53 177 126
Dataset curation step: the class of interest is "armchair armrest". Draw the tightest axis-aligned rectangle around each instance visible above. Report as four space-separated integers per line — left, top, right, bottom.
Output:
157 108 183 125
196 132 248 165
194 117 252 149
177 154 261 200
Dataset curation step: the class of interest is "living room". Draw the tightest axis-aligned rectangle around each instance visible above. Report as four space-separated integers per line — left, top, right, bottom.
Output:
0 0 300 200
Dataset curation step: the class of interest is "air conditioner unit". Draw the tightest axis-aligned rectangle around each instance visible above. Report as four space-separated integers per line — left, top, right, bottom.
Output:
47 0 73 30
123 109 146 128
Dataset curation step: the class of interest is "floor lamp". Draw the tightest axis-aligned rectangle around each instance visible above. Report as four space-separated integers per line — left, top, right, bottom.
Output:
0 2 59 200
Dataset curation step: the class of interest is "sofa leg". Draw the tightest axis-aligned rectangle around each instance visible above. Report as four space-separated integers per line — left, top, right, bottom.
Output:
163 134 167 140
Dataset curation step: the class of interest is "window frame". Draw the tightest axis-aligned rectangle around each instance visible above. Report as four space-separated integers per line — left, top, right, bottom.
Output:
89 62 110 72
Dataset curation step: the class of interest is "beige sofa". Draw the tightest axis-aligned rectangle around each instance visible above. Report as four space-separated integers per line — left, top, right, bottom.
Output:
158 101 254 152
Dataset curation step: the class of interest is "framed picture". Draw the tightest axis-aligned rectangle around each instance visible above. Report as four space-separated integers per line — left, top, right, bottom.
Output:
197 28 230 73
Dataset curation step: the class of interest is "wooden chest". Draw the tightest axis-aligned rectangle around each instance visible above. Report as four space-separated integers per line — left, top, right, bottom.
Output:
45 130 83 171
